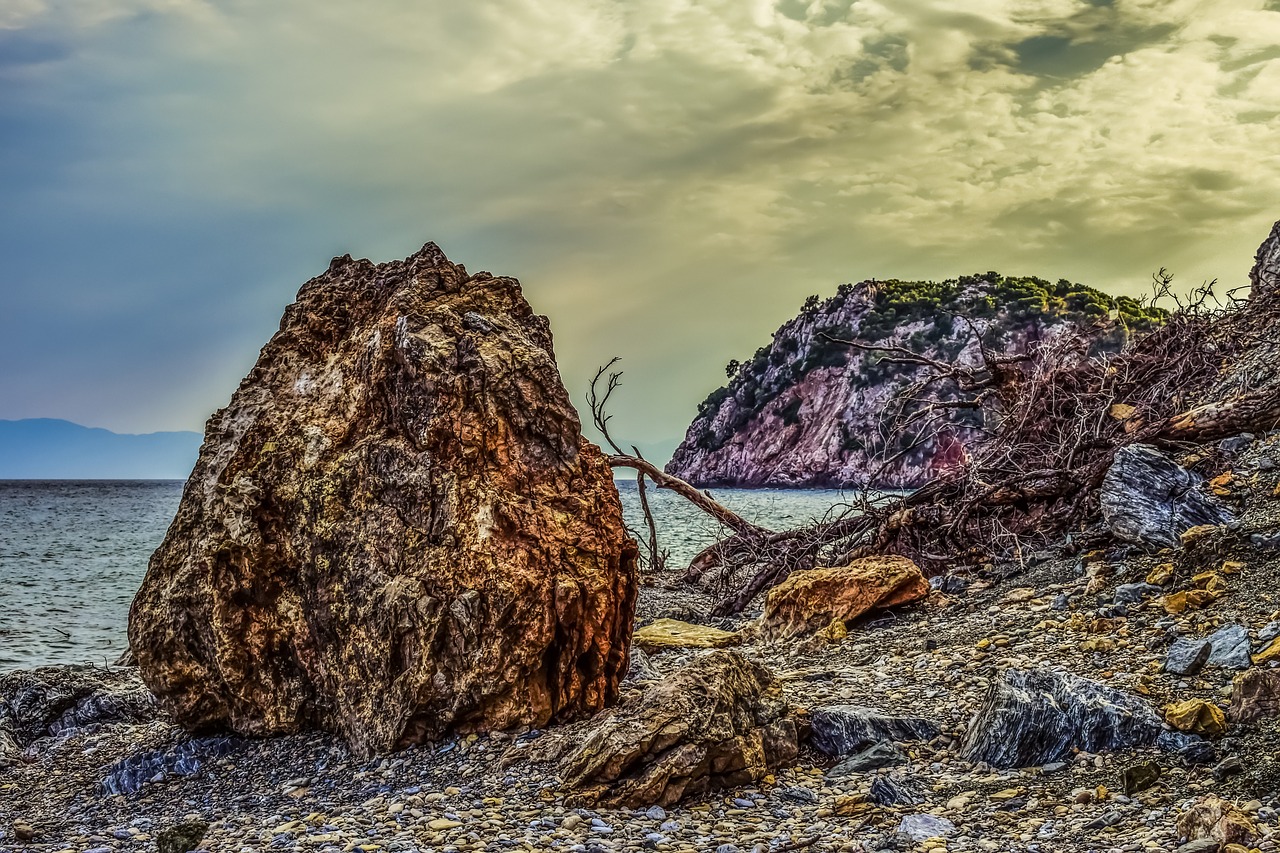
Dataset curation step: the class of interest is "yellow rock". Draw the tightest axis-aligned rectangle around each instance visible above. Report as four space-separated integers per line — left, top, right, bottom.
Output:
1109 403 1137 421
1081 638 1116 653
990 787 1026 801
1165 699 1228 738
1180 525 1220 545
821 618 848 641
427 819 462 830
633 618 740 650
1221 560 1245 575
1163 588 1223 614
1192 572 1229 594
1209 472 1235 496
1147 563 1175 586
1252 641 1280 666
834 794 872 816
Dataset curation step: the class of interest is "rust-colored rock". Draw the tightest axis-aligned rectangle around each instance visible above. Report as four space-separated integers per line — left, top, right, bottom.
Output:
1230 668 1280 724
761 556 929 638
128 244 638 756
527 650 798 807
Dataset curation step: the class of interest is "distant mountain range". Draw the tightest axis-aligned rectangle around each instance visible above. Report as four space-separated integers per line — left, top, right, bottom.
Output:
0 419 202 480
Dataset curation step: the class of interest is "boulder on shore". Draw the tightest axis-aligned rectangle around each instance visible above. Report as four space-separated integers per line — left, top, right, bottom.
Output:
761 555 930 639
960 668 1165 768
1100 445 1235 549
128 244 638 756
529 650 799 807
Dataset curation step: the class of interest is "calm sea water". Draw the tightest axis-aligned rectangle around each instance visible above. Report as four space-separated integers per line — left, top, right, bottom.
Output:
0 480 855 672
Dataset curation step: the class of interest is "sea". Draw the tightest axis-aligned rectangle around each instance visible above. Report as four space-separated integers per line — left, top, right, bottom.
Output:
0 480 859 673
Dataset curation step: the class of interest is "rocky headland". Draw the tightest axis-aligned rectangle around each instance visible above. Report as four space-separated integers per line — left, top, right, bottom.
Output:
5 232 1280 853
667 275 1165 489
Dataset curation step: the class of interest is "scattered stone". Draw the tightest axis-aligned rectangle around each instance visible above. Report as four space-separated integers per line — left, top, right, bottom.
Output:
897 814 956 842
778 786 819 805
1159 730 1219 765
760 555 930 638
1229 668 1280 723
808 706 939 757
1206 624 1252 670
870 776 926 806
1114 582 1163 604
12 821 35 842
1261 621 1280 645
960 668 1163 768
1177 795 1257 848
1165 699 1228 738
1147 563 1176 586
1100 445 1235 549
1251 639 1280 666
1174 839 1223 853
540 650 798 807
1121 760 1161 794
1166 638 1213 676
128 244 639 756
827 740 907 775
633 618 739 651
1214 755 1244 779
156 820 209 853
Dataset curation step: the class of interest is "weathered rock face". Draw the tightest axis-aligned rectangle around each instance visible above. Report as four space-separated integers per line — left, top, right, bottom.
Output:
960 668 1165 768
0 666 158 764
530 650 799 807
761 556 929 639
1100 445 1235 549
128 244 638 756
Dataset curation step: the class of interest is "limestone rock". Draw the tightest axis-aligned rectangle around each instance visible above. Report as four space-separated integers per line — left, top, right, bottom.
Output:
0 666 157 764
1100 445 1235 549
128 244 638 756
1230 668 1280 724
761 556 929 639
808 705 940 758
633 618 740 651
1165 699 1228 738
960 668 1164 768
543 650 798 807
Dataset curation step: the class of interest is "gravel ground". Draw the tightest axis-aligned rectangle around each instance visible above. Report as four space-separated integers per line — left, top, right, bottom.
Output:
5 439 1280 853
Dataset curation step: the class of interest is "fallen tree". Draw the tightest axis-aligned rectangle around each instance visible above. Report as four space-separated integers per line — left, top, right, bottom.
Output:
602 222 1280 615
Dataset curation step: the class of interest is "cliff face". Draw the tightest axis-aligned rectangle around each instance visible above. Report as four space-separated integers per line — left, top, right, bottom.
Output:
667 274 1165 489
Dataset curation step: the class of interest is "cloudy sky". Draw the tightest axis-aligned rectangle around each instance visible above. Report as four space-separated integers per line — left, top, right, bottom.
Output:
3 0 1279 461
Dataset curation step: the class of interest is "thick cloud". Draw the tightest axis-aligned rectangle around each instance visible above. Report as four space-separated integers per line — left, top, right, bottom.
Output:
2 0 1277 460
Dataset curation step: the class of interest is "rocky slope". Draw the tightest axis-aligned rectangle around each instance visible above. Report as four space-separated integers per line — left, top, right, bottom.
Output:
667 275 1166 488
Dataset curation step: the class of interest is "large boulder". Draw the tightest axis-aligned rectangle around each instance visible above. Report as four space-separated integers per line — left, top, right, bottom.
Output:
128 244 638 756
1100 445 1234 549
761 555 929 638
528 650 799 807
